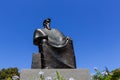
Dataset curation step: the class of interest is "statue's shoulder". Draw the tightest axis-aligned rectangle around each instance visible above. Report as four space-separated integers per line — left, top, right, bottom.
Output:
35 28 45 33
52 28 59 31
35 28 44 32
34 28 47 36
51 28 63 34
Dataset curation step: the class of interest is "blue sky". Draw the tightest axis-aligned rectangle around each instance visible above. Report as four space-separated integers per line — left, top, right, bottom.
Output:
0 0 120 73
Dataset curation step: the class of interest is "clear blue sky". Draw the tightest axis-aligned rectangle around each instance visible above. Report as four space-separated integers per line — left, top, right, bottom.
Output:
0 0 120 73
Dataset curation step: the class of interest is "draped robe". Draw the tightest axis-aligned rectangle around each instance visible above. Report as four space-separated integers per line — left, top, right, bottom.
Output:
33 28 76 69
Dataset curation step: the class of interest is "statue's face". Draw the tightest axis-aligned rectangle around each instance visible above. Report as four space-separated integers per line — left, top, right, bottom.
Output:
43 19 51 30
45 22 51 30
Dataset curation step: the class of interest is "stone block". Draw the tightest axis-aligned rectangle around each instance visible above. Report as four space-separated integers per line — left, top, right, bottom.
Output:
20 69 90 80
31 53 41 68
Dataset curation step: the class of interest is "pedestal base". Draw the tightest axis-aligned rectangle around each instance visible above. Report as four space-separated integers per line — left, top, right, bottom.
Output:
20 69 90 80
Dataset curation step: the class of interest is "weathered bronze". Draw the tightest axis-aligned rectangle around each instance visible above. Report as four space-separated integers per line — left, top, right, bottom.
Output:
32 18 76 69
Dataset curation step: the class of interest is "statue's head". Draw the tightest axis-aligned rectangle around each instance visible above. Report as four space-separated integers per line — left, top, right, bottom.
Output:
43 18 51 30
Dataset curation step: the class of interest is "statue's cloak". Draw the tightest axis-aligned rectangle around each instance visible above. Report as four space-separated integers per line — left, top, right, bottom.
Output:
33 28 76 68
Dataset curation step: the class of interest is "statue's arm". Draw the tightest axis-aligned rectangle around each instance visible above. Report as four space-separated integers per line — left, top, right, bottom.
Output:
33 29 48 45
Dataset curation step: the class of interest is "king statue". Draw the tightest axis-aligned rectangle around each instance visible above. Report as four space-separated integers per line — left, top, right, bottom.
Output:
32 18 76 69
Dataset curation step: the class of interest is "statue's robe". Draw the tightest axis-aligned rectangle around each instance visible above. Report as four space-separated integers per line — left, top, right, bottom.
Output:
33 28 76 69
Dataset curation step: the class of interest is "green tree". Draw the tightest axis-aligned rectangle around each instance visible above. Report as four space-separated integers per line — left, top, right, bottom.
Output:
92 67 120 80
92 67 112 80
0 67 19 80
111 68 120 80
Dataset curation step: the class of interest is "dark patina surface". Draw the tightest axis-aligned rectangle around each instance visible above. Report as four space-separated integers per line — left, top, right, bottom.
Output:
32 18 76 69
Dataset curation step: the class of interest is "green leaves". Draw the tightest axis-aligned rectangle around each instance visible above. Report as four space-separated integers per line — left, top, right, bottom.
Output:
0 67 19 80
55 71 65 80
92 67 120 80
111 68 120 80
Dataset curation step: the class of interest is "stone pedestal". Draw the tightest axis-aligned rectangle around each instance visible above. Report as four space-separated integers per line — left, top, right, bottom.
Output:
31 53 41 68
20 69 90 80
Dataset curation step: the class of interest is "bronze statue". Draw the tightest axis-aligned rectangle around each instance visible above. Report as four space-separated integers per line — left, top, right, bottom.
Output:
32 18 76 69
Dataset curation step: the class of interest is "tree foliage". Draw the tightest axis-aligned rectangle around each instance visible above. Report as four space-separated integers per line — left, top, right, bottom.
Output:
92 67 120 80
0 67 19 80
111 68 120 80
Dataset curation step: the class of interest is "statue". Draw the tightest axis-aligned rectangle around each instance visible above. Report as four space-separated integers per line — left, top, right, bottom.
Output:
32 18 76 69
